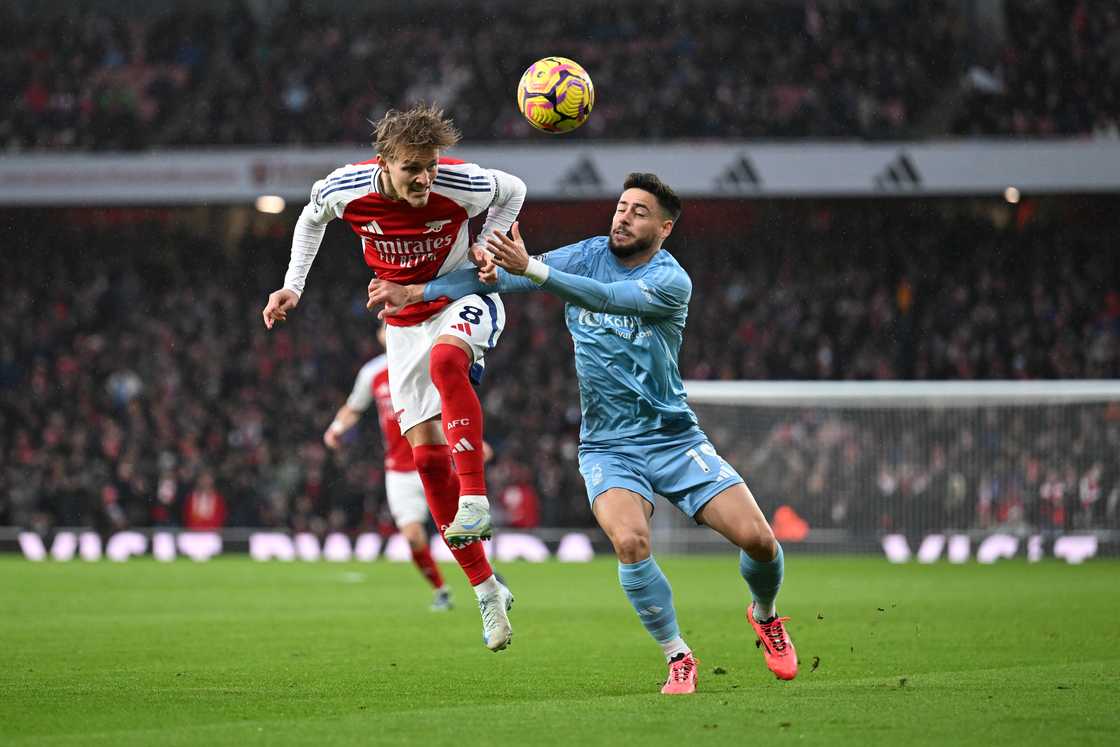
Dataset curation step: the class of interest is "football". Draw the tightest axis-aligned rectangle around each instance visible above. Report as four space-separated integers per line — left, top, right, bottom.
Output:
516 56 595 133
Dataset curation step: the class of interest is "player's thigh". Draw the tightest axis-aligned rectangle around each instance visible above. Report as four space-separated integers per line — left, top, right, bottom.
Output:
580 449 654 537
693 482 776 557
385 470 431 528
385 323 442 434
435 293 505 372
648 431 746 521
592 488 654 559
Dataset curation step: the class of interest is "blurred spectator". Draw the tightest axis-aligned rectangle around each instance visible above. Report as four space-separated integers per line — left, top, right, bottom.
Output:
182 472 228 530
497 464 542 529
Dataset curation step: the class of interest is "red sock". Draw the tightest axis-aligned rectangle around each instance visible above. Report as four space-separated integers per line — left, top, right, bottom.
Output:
410 545 444 590
412 444 493 585
429 343 487 497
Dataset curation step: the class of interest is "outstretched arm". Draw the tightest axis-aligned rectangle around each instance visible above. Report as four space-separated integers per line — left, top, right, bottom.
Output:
366 234 587 317
326 361 375 446
324 404 360 449
427 262 541 300
486 224 690 319
262 180 337 328
366 265 540 318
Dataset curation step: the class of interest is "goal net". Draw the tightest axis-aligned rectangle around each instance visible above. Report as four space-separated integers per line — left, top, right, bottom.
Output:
676 380 1120 555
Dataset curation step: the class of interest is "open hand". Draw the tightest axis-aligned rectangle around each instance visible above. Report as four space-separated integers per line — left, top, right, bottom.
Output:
262 289 299 329
484 221 530 276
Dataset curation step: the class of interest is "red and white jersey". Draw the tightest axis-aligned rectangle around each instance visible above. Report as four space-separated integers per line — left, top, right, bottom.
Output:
346 354 415 472
307 157 498 326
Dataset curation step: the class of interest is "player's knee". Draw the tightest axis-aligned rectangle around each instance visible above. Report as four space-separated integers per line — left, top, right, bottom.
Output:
610 528 650 563
401 523 427 549
429 342 470 382
412 447 452 479
741 523 778 562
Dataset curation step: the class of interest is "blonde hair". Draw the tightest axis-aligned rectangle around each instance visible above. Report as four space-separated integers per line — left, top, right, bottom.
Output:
373 104 461 162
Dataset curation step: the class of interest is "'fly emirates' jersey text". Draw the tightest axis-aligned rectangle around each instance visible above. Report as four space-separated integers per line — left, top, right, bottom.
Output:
282 157 525 326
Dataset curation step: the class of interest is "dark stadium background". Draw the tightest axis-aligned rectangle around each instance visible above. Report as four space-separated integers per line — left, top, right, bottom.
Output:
1 0 1118 559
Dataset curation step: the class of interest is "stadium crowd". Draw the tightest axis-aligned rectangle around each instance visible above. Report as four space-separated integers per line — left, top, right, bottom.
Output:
7 1 1119 152
1 200 1117 536
12 0 1120 148
954 0 1120 138
3 1 968 148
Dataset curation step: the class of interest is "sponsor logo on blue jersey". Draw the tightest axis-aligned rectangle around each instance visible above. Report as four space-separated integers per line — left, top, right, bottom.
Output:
575 309 653 341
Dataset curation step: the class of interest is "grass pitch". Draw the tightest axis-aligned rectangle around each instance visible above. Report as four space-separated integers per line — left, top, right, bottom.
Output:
1 554 1117 746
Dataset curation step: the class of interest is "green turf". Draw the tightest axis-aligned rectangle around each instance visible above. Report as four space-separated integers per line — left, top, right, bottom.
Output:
1 554 1118 746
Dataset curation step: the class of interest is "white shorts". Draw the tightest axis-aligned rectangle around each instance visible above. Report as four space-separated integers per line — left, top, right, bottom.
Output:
386 293 505 434
385 470 430 528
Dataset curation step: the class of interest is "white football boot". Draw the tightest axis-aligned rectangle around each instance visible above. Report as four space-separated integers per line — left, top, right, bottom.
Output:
429 586 453 612
478 582 515 652
444 498 492 549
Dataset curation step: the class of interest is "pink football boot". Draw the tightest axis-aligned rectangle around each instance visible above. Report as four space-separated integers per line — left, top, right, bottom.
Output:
748 603 798 680
661 653 699 695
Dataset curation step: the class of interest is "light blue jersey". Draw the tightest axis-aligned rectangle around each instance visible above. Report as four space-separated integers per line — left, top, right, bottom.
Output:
425 235 697 443
424 235 744 516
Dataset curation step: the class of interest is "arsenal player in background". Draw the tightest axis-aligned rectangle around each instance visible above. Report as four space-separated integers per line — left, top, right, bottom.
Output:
323 324 453 612
263 104 525 652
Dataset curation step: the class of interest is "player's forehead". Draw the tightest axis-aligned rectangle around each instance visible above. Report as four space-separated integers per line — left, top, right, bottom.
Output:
388 146 439 168
617 188 657 214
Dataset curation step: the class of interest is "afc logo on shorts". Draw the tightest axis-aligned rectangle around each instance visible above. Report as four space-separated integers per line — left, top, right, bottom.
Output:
590 464 603 487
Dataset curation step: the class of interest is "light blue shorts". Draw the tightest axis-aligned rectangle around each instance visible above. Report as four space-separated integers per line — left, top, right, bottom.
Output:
578 426 745 520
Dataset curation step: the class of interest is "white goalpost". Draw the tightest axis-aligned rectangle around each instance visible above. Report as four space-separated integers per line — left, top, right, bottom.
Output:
669 380 1120 557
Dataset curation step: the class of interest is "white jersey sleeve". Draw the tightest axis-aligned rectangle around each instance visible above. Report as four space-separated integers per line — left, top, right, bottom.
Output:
344 355 385 413
477 168 527 242
282 163 381 297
